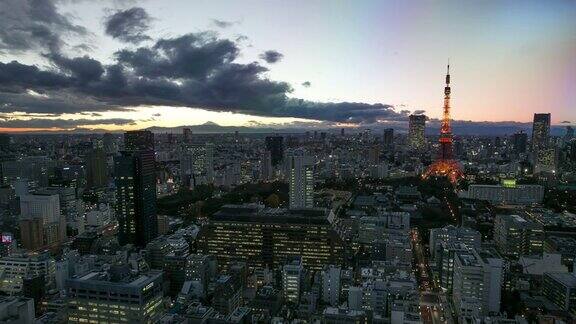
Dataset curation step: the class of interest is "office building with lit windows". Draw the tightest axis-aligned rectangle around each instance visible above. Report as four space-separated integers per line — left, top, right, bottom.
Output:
532 113 551 153
66 269 163 324
452 249 502 318
198 204 345 271
542 272 576 315
115 150 158 247
282 258 303 304
467 180 544 204
287 149 314 209
408 114 426 150
124 130 155 152
494 214 544 258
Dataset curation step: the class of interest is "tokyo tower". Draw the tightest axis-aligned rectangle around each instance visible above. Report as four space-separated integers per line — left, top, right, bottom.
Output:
422 63 464 183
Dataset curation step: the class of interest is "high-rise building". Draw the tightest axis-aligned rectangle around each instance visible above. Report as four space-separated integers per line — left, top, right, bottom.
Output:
265 136 284 167
321 265 341 306
260 150 273 181
565 126 575 141
535 147 556 174
282 258 303 303
429 225 481 261
198 204 345 271
532 113 551 153
124 130 155 152
0 252 55 295
512 131 528 154
383 128 394 146
19 218 44 251
408 114 426 150
180 143 214 187
0 134 10 150
452 249 502 317
367 146 380 166
66 269 164 323
542 272 576 315
287 149 314 209
185 254 212 298
183 128 192 143
115 150 158 247
20 194 66 248
86 147 107 188
102 132 117 155
494 214 544 258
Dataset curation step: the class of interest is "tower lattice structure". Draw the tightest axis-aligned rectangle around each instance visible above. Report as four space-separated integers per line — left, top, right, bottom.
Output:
423 64 463 183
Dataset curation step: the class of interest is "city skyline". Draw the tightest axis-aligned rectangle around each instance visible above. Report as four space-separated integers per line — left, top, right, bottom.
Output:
0 0 574 132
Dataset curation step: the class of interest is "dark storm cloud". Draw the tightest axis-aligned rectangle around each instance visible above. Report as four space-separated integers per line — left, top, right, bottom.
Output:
104 7 152 44
301 81 311 88
259 50 283 64
211 19 236 29
412 110 426 115
0 0 87 53
116 33 239 79
47 54 105 82
0 30 408 124
0 117 135 129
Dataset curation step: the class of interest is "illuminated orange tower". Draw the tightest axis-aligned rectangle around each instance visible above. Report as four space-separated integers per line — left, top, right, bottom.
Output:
423 63 463 183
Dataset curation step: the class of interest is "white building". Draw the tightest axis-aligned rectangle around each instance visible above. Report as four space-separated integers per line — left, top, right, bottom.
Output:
287 149 314 209
452 249 502 318
282 258 303 303
466 181 544 205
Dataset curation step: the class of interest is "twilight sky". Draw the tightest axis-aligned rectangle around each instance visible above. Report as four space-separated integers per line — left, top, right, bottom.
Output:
0 0 574 132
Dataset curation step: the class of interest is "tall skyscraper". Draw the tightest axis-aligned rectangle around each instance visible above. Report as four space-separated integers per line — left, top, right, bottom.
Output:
287 149 314 209
180 143 214 187
383 128 394 146
408 115 426 150
265 136 284 167
532 113 551 152
282 258 303 303
260 150 273 181
512 131 528 154
532 113 553 173
124 130 155 152
86 146 107 189
115 150 158 247
102 133 117 155
367 146 380 165
565 126 574 141
183 128 192 143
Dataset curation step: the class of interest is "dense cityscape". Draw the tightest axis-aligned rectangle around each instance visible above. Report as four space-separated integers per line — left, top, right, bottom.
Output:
0 68 575 323
0 1 575 324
